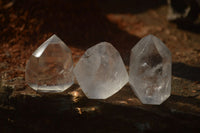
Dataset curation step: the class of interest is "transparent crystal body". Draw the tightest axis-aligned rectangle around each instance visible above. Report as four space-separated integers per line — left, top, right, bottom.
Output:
74 42 129 99
25 34 74 92
129 35 171 105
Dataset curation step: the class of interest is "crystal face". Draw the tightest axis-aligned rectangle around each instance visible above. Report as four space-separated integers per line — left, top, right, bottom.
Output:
25 34 74 92
74 42 129 99
129 35 171 105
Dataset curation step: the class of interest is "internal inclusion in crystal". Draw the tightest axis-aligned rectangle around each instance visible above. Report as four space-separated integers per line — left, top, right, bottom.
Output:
129 35 171 105
25 34 74 92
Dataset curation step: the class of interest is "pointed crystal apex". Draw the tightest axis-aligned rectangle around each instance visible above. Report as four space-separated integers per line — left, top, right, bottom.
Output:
33 34 69 58
129 35 171 105
25 34 74 92
74 42 129 99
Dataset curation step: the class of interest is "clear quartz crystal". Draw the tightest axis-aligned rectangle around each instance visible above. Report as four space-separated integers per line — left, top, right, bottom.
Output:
129 35 171 105
25 34 74 92
74 42 129 99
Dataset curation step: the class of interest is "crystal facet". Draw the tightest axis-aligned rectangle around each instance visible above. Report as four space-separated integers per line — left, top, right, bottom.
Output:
25 34 74 92
129 35 171 105
74 42 129 99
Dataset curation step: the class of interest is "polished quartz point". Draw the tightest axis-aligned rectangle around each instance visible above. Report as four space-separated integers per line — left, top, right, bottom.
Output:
25 34 74 92
129 35 171 105
74 42 129 99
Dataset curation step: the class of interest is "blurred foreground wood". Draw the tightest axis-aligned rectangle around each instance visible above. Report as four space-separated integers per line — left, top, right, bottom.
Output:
0 74 200 132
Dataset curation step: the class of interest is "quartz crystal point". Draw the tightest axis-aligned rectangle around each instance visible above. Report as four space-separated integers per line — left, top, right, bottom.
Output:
74 42 129 99
129 35 171 105
25 34 74 92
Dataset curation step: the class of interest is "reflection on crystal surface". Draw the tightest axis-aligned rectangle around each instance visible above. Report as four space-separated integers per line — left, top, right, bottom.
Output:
74 42 129 99
129 35 171 105
25 34 74 92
